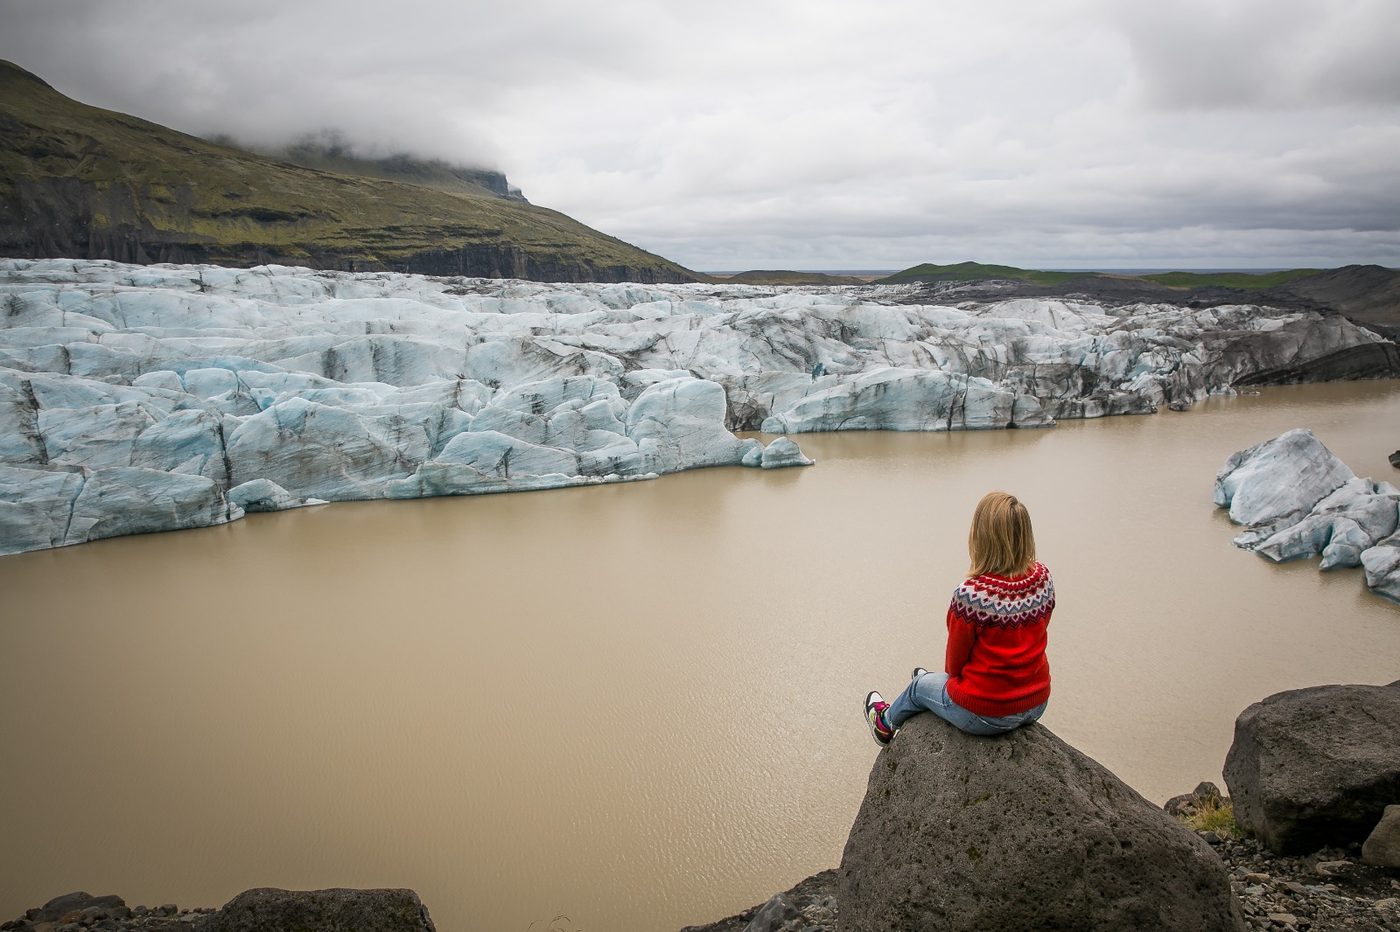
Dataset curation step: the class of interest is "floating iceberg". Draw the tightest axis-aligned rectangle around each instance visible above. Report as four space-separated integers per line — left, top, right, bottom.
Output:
1215 429 1400 602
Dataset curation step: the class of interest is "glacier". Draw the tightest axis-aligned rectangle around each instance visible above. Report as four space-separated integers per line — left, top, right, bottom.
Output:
0 258 1392 555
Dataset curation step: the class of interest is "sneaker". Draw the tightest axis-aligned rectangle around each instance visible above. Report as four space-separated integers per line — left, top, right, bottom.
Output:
911 667 929 680
864 691 894 746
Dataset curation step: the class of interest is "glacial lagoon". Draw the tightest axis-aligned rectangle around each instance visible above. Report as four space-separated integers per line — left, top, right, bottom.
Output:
2 380 1398 932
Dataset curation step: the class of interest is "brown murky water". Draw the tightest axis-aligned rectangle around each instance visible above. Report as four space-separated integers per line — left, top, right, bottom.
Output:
2 381 1399 931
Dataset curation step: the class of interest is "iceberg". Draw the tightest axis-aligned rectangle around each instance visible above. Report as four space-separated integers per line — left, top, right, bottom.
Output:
1215 429 1400 603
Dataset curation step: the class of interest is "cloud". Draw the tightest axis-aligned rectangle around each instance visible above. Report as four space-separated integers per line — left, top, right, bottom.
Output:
1103 0 1400 110
1 0 1396 269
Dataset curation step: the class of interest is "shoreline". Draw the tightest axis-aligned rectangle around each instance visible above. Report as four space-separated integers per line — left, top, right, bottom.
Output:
9 788 1395 932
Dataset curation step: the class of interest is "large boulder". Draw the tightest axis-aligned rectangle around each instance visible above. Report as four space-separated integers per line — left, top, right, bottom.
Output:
1223 681 1400 854
26 892 128 924
198 888 435 932
838 715 1242 932
1363 804 1400 867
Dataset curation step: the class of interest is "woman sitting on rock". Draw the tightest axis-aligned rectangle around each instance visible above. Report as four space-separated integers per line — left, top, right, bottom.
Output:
864 490 1053 744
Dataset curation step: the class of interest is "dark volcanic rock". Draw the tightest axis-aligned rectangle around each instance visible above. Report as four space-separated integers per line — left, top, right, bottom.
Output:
679 871 837 932
28 893 127 923
1223 682 1400 855
1231 341 1400 385
837 715 1243 932
1266 264 1400 341
1212 833 1400 932
4 890 437 932
198 889 435 932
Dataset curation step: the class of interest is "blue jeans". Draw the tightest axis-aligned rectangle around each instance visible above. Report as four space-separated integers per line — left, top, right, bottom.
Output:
885 671 1046 736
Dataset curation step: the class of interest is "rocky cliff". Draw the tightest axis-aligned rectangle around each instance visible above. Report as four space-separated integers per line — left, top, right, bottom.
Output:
0 61 698 283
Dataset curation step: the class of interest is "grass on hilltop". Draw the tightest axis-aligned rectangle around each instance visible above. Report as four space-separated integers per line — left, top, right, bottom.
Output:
1141 269 1322 290
877 261 1089 286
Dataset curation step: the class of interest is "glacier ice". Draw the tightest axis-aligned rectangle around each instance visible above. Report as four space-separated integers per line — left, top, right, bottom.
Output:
1215 429 1400 602
1 258 1391 555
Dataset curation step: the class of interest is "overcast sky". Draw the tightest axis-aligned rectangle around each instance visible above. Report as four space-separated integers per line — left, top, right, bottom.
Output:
2 0 1398 271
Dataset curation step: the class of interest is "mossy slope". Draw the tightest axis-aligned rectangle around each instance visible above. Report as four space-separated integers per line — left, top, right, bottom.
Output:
0 60 699 283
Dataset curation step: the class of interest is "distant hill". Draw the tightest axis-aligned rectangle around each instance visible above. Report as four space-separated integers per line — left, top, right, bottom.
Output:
879 260 1400 339
717 269 866 286
0 60 699 283
878 261 1087 286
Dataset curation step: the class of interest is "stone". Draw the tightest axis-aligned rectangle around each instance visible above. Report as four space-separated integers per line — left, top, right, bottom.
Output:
1362 804 1400 867
1166 780 1226 817
1164 793 1199 817
1195 781 1225 803
199 888 435 932
1223 682 1400 854
741 893 799 932
679 870 837 932
837 715 1243 931
1390 450 1399 469
29 895 125 924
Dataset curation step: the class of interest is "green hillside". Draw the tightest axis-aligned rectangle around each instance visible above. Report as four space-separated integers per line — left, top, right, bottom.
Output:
877 261 1087 286
0 60 699 283
1140 269 1321 290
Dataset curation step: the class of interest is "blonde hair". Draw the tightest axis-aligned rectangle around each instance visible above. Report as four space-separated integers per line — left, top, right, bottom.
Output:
967 491 1036 578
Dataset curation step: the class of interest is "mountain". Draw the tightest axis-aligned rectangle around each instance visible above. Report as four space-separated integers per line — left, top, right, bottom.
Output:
0 60 699 283
716 269 867 285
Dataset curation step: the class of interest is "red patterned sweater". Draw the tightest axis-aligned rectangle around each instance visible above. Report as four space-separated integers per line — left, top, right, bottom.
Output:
945 561 1054 717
